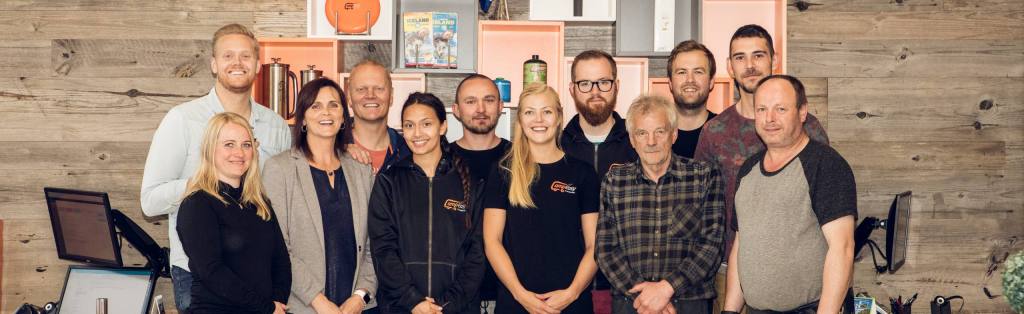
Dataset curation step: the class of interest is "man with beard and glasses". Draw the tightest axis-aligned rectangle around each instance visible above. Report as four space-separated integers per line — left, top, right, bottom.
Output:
693 24 830 262
560 49 638 314
141 23 292 312
346 59 411 173
450 74 511 310
667 40 718 159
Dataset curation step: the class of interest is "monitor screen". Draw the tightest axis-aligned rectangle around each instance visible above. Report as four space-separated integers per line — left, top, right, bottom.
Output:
44 188 122 267
57 266 155 314
887 191 911 273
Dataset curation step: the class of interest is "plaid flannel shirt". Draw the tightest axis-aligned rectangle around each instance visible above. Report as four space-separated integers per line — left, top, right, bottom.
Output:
596 154 725 300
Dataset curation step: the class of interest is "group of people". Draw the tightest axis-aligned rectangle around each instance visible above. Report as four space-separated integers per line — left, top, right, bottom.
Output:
140 22 857 314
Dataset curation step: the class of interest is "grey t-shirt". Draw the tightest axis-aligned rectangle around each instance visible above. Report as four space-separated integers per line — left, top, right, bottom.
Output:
732 140 857 311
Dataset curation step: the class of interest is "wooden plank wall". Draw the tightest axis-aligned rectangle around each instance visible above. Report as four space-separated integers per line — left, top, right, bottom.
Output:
789 1 1023 312
0 0 1020 313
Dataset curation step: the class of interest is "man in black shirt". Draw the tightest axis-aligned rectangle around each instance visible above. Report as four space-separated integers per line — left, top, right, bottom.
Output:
451 74 511 180
667 40 719 159
450 74 511 305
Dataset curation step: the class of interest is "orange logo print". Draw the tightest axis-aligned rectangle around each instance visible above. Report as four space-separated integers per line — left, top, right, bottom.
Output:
550 181 577 194
443 199 467 212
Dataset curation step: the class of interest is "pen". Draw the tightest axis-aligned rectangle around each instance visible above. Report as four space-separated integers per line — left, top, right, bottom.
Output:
906 292 918 305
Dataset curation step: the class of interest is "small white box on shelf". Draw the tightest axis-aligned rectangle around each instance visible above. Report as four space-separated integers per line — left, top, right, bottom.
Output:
529 0 616 22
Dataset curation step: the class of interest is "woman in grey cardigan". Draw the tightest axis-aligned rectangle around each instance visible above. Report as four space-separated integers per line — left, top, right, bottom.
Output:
264 78 378 314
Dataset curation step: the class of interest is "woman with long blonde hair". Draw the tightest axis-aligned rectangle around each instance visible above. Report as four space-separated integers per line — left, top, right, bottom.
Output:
177 112 291 314
482 83 600 314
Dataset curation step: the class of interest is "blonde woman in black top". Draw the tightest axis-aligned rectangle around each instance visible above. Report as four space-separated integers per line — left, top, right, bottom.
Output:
177 112 291 314
482 83 600 314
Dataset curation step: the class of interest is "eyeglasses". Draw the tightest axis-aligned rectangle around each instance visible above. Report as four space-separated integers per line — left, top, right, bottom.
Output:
574 79 615 93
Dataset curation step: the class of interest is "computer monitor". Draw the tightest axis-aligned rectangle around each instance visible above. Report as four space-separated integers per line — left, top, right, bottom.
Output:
885 191 911 273
56 266 156 314
44 187 123 268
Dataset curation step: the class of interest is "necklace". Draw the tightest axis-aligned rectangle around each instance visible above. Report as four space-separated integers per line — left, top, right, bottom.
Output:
312 158 340 177
220 190 244 210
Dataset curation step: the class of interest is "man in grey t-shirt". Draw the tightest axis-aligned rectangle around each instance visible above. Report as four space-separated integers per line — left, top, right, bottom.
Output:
721 75 856 314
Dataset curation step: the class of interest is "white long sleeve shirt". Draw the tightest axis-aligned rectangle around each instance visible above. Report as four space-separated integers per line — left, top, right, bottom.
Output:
140 87 292 272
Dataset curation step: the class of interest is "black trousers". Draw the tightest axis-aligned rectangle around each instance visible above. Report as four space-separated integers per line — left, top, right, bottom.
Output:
611 296 712 314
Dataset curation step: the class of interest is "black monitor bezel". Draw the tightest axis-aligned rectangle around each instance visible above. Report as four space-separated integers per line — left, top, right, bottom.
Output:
885 190 911 273
56 265 157 314
44 187 123 268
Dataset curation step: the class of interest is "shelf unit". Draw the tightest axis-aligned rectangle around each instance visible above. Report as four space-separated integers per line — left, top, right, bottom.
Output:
339 72 426 129
307 0 395 41
392 0 478 74
477 20 565 107
648 77 734 114
560 57 649 123
702 0 788 77
253 38 345 125
529 0 616 22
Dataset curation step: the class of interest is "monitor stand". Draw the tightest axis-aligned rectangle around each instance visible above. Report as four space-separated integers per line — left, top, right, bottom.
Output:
110 209 171 278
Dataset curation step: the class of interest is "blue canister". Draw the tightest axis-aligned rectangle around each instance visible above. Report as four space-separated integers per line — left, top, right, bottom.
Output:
494 77 511 103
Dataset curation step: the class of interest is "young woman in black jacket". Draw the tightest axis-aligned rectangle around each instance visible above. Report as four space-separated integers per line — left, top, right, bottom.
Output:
368 92 485 314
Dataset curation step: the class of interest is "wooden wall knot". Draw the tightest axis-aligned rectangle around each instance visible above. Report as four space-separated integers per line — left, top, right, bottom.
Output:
791 0 820 12
896 47 912 62
855 111 879 119
979 99 994 110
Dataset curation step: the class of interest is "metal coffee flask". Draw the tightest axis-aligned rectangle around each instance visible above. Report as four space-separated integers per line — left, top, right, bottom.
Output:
300 65 324 87
261 58 299 120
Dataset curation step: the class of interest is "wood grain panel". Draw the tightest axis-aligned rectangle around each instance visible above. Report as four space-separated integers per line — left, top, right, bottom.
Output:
425 73 471 108
834 141 1006 170
0 40 50 77
0 141 149 170
943 0 1024 11
564 24 614 57
0 77 209 112
0 111 164 142
785 0 942 12
826 77 1024 142
788 10 1024 41
0 170 144 220
789 39 1024 78
0 11 253 40
51 39 212 78
343 42 392 72
0 0 303 11
254 11 305 38
852 169 1023 220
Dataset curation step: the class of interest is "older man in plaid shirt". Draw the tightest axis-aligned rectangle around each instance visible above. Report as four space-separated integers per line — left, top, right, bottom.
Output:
596 95 725 314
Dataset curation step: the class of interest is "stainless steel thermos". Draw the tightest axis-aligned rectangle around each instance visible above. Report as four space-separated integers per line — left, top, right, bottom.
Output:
260 58 299 120
300 65 323 87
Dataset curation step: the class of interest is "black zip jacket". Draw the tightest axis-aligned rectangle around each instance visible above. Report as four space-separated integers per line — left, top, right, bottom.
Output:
368 153 485 314
560 111 639 180
560 111 638 290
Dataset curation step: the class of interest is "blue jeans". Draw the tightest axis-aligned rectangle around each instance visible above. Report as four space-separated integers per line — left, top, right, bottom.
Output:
171 266 192 312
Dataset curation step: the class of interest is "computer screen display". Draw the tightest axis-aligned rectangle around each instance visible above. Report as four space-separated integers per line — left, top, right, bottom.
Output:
57 266 155 314
44 188 122 267
887 191 911 273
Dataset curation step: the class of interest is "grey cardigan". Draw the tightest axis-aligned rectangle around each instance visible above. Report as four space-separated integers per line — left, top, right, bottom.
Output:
263 148 377 313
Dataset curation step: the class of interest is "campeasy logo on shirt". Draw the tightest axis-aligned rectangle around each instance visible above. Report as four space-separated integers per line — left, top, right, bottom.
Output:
550 181 577 194
443 199 467 212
